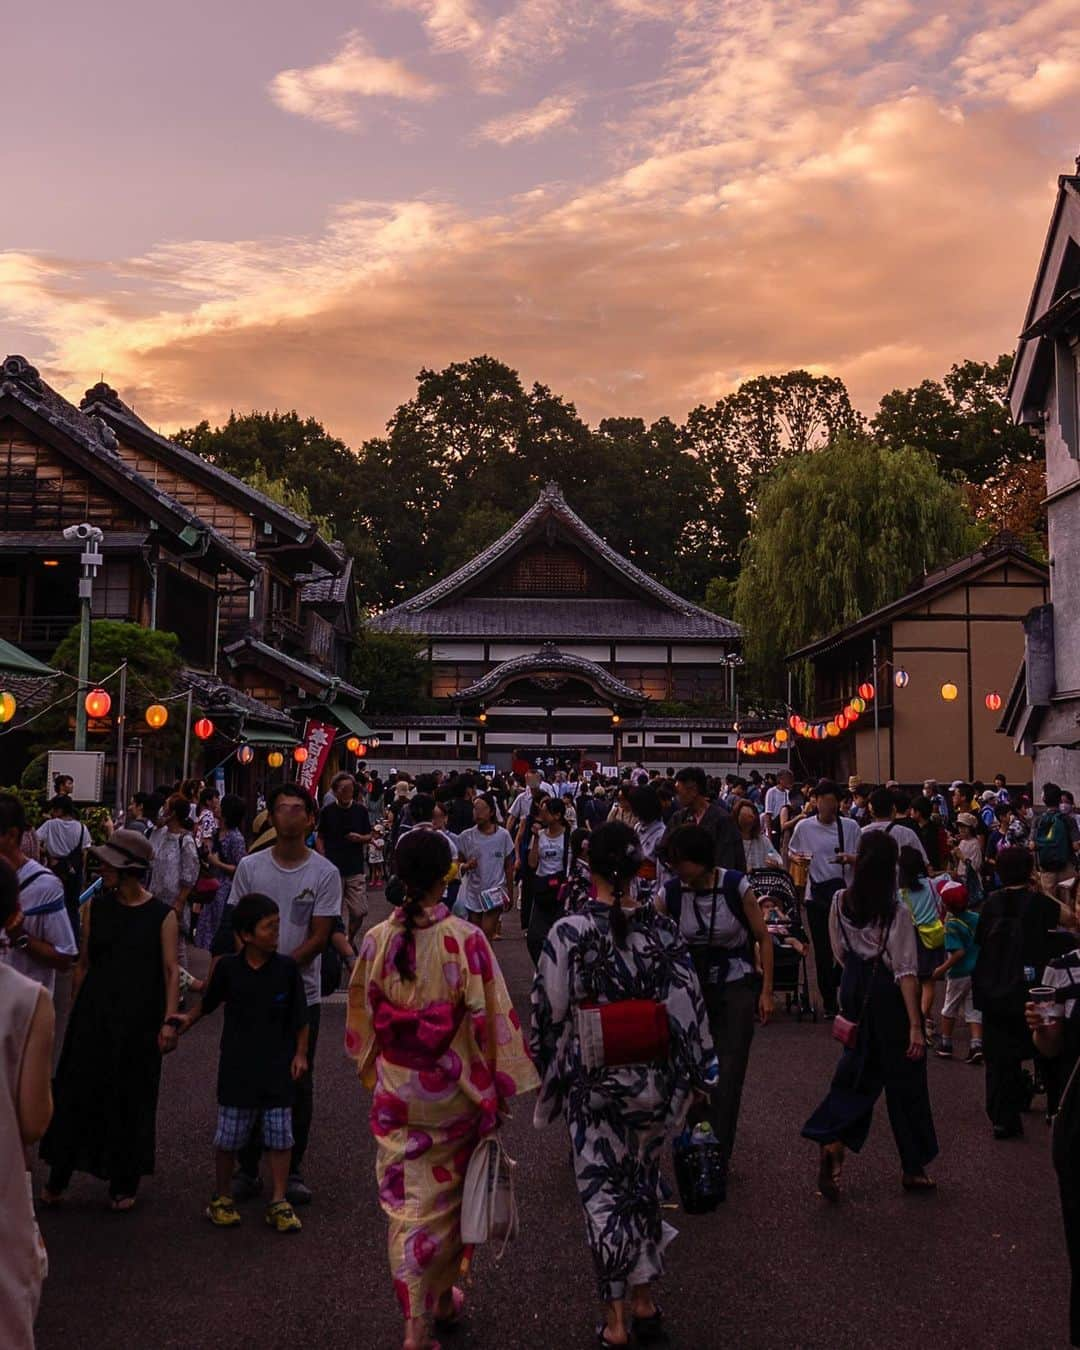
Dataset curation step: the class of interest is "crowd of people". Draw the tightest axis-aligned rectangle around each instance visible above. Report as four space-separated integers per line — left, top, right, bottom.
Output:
3 758 1080 1348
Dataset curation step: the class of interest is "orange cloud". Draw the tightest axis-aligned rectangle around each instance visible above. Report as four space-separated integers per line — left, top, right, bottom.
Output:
269 31 441 130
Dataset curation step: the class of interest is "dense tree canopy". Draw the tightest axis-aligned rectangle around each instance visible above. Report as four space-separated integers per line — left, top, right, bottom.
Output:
176 351 1043 631
734 439 976 691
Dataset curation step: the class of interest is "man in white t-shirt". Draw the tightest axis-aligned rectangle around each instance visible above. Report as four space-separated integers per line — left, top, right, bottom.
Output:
862 787 929 865
228 782 341 1208
0 794 77 994
789 780 862 1017
763 769 794 842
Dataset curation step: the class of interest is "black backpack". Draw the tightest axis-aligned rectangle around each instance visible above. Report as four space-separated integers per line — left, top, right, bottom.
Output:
972 893 1026 1007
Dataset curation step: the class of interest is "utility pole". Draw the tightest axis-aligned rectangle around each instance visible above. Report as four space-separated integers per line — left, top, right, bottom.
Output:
68 524 104 751
182 687 194 780
872 635 882 783
115 661 128 819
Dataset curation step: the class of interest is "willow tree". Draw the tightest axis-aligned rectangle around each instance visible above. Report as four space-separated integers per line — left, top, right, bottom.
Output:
734 437 977 693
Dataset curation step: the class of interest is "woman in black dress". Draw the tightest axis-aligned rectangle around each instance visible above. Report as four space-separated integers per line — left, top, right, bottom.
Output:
41 828 180 1210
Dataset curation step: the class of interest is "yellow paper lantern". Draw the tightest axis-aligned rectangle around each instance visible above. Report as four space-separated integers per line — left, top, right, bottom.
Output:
345 735 361 753
775 728 789 745
851 696 866 714
826 721 839 737
940 682 959 702
0 691 16 724
145 703 168 730
268 751 284 769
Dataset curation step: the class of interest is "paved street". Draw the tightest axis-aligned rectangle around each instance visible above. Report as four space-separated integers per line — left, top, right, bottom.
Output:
33 922 1068 1350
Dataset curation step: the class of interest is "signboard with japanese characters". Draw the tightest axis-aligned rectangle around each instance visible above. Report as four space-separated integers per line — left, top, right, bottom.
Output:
298 719 336 792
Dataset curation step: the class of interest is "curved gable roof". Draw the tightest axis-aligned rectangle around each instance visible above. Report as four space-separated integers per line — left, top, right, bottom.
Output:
451 643 648 705
371 481 739 640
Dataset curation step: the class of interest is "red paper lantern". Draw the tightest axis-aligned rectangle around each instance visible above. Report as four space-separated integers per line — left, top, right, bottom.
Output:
356 742 368 757
293 745 308 763
836 712 848 730
985 691 1002 712
84 688 111 719
193 717 214 740
736 738 746 752
858 682 875 701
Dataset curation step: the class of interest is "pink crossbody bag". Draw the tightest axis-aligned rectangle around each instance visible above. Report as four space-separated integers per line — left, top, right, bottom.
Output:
831 898 893 1051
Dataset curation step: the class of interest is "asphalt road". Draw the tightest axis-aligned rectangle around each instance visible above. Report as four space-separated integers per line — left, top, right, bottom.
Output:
32 918 1071 1350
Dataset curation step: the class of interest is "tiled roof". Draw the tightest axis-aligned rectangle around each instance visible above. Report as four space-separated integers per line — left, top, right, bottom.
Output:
80 381 341 573
370 481 740 642
180 670 296 729
786 540 1048 663
0 357 258 580
372 598 736 641
451 644 649 705
299 543 353 605
223 637 367 704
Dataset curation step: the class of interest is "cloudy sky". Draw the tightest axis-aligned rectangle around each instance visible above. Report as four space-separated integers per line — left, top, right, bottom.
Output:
3 0 1078 443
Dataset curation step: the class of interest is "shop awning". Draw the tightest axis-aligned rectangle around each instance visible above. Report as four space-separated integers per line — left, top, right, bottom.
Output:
238 726 298 747
0 637 56 677
300 701 372 739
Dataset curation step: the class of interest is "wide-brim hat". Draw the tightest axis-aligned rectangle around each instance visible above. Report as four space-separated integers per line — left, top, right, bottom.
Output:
955 812 979 829
89 828 153 872
249 809 276 853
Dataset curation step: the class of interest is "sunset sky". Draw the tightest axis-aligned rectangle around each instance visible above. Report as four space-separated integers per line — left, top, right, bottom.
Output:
3 0 1079 444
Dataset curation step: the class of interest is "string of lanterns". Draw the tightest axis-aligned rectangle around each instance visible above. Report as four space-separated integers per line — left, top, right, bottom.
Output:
738 670 1005 757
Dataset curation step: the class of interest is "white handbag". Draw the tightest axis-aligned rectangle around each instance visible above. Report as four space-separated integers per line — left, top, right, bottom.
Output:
460 1134 518 1256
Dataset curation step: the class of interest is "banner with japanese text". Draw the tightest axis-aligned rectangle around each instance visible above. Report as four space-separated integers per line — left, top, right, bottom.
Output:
298 719 336 792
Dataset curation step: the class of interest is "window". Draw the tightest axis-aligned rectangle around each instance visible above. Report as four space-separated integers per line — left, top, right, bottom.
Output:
157 566 214 669
91 560 133 619
461 732 475 743
700 734 728 745
375 732 396 742
652 734 682 746
417 732 448 744
622 733 641 746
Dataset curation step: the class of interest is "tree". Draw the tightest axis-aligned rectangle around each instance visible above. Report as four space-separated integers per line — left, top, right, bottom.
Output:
241 463 335 541
733 438 976 691
686 370 863 507
872 354 1039 481
36 622 185 758
352 629 438 716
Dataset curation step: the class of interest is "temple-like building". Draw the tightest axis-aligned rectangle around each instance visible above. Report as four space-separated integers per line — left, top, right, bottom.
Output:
366 482 746 772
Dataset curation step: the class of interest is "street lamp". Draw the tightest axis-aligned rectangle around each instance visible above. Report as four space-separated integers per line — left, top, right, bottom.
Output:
64 523 104 751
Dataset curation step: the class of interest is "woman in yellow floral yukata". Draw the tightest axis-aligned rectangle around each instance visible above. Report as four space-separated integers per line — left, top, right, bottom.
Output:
347 828 537 1350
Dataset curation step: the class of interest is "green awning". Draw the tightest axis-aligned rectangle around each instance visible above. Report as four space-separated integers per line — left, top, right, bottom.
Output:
302 701 372 739
239 726 297 747
0 637 56 677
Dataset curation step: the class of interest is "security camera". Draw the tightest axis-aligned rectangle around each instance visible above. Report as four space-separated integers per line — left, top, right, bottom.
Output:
62 523 103 543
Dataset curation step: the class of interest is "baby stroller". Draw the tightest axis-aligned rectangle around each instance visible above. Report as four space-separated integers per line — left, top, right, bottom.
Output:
749 867 816 1023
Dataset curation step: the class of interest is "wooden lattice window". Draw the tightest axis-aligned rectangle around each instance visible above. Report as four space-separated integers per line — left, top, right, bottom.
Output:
505 547 588 595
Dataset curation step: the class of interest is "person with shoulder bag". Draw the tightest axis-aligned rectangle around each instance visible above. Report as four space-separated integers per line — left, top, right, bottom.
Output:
656 823 773 1169
802 830 937 1201
347 830 536 1350
530 822 717 1349
526 797 571 964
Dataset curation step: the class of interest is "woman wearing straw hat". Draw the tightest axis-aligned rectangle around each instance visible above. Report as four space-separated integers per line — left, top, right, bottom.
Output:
40 829 181 1211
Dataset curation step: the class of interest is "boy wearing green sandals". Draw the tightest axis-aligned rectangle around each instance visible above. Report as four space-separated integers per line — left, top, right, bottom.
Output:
177 892 309 1233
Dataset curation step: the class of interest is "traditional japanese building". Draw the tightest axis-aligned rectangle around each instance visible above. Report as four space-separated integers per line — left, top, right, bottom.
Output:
366 481 743 772
1002 159 1080 791
0 354 367 789
786 537 1048 786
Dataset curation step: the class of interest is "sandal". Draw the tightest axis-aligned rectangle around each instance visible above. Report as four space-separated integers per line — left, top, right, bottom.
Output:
902 1172 937 1193
595 1327 628 1348
816 1145 842 1202
109 1195 137 1212
433 1287 465 1331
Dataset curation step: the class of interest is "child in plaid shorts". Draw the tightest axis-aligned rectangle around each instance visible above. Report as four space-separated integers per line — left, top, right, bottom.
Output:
178 893 309 1232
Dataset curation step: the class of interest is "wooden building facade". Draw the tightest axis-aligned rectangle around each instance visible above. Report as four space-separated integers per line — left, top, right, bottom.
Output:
367 482 744 772
787 539 1048 786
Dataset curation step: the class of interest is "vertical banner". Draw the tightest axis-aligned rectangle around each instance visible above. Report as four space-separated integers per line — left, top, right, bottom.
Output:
298 719 336 792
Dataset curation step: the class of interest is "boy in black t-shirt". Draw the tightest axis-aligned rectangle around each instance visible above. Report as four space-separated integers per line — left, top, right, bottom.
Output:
178 893 309 1232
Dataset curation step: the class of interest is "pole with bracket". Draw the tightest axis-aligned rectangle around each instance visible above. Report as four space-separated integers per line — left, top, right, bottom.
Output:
114 661 128 819
72 528 104 751
182 687 194 781
872 634 881 783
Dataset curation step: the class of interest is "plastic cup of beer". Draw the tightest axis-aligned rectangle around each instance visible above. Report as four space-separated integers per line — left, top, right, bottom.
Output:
1031 986 1063 1025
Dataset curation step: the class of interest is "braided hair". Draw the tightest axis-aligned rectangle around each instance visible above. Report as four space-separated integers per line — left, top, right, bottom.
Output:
587 821 642 947
392 828 452 980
